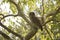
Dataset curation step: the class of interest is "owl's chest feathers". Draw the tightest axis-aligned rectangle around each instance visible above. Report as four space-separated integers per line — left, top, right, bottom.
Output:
30 16 41 25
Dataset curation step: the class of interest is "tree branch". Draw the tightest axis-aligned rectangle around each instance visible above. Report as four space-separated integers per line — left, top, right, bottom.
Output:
0 31 12 40
45 7 60 18
0 22 23 40
25 27 38 40
43 7 60 26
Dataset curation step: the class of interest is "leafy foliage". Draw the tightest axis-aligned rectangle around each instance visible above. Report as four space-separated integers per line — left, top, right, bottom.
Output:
0 0 60 40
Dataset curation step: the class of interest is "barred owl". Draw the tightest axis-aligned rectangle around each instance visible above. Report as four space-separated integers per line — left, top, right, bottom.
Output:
29 12 43 31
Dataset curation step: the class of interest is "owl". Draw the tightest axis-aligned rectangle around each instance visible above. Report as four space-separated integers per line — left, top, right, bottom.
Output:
29 12 43 31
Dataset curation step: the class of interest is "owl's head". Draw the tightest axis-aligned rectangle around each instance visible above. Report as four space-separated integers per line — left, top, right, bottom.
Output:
29 12 35 16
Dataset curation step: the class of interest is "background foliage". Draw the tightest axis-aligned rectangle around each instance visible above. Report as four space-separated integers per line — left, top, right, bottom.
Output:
0 0 60 40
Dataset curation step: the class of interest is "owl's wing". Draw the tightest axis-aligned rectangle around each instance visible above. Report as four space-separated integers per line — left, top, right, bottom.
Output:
34 17 43 31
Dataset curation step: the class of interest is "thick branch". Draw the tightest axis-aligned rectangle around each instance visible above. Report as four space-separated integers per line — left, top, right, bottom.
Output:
0 31 12 40
43 7 60 26
25 27 38 40
0 14 4 16
0 22 23 40
45 7 60 18
9 0 24 17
